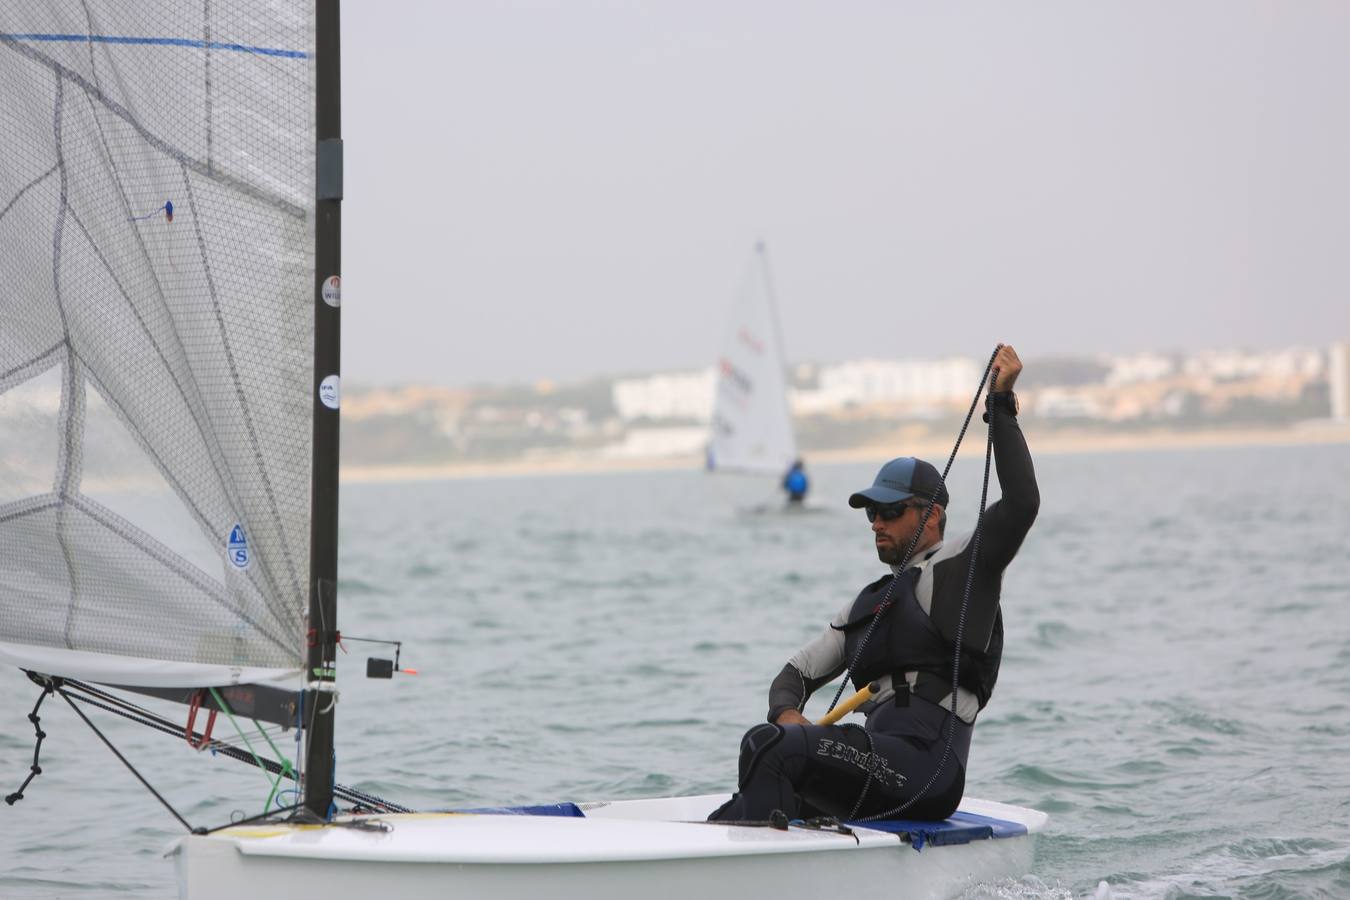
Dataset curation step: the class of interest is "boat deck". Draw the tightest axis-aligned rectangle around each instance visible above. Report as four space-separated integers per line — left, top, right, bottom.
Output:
172 794 1047 900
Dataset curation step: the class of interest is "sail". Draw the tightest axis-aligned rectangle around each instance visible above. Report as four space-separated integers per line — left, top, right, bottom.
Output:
708 243 797 475
0 3 317 687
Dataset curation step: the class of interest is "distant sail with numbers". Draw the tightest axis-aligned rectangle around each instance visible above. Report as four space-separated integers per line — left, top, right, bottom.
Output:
707 242 798 476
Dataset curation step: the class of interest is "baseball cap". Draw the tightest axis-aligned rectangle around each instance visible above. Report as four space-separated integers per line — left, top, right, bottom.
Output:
847 457 950 509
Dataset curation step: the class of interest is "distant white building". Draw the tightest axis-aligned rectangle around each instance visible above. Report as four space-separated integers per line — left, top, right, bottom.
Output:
611 369 715 422
1104 353 1174 386
1330 342 1350 421
793 357 983 412
611 357 985 422
1032 387 1106 419
601 426 708 460
1181 347 1323 380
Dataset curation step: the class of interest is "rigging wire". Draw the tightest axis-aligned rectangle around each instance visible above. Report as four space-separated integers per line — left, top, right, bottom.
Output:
8 674 414 818
822 346 1000 718
206 686 295 812
854 389 998 821
57 685 201 833
811 346 1002 821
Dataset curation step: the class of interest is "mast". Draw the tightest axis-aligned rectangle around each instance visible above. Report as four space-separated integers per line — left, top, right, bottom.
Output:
755 240 796 460
303 0 342 820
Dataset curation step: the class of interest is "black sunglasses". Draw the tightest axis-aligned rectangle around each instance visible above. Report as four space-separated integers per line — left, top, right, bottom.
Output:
864 501 926 523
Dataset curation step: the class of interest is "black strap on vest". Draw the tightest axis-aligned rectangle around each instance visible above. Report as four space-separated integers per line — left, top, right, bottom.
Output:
890 671 910 707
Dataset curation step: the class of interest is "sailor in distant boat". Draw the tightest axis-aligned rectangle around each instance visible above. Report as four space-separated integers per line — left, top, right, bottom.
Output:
782 459 809 504
709 344 1037 823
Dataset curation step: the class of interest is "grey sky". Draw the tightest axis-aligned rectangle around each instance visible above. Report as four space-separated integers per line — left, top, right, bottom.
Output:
342 1 1350 387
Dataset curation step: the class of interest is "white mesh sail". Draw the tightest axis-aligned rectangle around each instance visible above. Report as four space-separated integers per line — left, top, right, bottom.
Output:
0 3 316 687
708 243 797 475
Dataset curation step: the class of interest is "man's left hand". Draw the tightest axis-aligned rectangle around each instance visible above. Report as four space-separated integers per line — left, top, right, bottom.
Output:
992 343 1023 393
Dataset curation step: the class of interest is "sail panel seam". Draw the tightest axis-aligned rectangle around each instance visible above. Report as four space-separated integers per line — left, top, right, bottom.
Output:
183 167 306 617
65 494 296 661
63 206 294 626
0 494 61 526
67 35 274 606
64 494 227 601
73 352 297 640
0 164 58 228
0 36 307 220
56 353 86 651
49 72 84 652
203 0 214 173
0 342 64 390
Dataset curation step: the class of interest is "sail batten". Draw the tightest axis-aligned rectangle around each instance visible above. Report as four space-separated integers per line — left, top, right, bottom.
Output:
0 1 319 689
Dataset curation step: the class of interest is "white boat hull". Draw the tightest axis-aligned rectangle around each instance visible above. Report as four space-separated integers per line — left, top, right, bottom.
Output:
170 794 1046 900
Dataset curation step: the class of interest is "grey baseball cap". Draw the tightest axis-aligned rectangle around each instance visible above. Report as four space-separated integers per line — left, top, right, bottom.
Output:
848 457 950 509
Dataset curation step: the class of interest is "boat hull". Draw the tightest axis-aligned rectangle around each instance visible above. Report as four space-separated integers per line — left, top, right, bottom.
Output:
171 794 1044 900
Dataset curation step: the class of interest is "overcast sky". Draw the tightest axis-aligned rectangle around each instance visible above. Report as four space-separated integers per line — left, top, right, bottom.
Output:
340 1 1350 387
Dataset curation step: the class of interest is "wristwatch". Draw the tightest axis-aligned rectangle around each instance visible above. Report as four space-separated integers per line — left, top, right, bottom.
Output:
983 390 1019 421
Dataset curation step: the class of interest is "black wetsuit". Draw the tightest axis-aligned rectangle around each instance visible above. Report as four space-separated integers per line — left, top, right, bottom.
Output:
709 400 1038 822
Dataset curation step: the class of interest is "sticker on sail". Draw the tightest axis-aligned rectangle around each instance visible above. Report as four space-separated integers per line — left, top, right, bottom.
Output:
129 199 173 224
321 275 341 307
319 374 341 409
227 524 250 570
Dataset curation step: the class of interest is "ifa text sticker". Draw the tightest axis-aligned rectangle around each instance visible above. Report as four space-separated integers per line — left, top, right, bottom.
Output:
321 275 341 307
227 523 250 570
319 374 341 410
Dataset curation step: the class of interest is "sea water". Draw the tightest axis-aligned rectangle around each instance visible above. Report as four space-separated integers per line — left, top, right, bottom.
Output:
1 442 1348 899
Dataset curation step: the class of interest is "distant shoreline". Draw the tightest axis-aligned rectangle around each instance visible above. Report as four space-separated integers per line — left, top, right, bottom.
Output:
340 423 1350 484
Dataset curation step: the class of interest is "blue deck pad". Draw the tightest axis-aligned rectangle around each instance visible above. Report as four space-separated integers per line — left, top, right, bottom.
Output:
439 803 1024 851
448 803 586 818
850 811 1028 850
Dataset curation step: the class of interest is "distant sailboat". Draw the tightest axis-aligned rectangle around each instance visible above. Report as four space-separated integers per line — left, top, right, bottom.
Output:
707 242 800 489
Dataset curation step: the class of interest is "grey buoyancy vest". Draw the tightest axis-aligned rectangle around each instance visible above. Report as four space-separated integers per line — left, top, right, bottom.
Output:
833 568 1003 712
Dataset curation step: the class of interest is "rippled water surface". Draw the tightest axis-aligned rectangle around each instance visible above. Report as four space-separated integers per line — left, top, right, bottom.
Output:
3 443 1349 898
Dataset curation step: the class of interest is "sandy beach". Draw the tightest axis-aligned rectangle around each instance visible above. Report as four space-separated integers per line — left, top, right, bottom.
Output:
339 422 1350 484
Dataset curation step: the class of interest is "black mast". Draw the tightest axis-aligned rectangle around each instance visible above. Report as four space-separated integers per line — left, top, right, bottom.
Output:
303 0 342 820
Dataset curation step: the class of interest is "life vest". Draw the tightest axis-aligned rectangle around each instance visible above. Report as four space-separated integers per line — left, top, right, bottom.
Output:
833 567 1002 714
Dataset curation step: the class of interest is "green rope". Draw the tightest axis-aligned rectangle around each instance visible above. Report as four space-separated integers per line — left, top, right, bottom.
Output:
207 688 295 812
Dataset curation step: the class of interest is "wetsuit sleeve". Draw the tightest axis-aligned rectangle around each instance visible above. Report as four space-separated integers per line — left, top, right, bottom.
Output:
930 402 1038 649
976 401 1039 572
766 607 849 722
